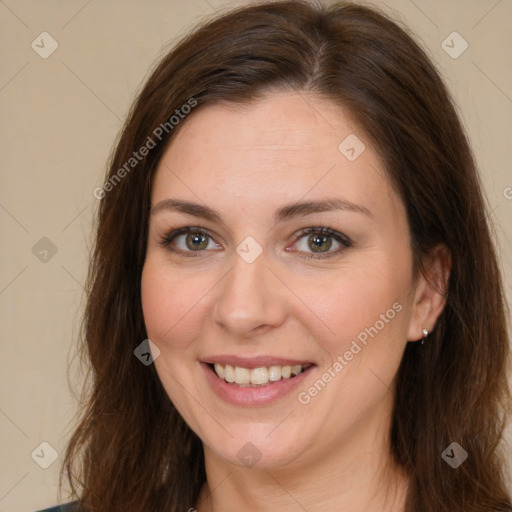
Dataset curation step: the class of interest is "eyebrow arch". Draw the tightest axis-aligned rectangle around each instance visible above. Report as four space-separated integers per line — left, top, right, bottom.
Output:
150 197 373 223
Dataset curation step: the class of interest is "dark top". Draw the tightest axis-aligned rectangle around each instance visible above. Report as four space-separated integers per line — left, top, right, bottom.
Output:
35 501 512 511
36 503 77 512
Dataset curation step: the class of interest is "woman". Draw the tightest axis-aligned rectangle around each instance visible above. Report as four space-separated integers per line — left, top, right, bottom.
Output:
39 1 512 511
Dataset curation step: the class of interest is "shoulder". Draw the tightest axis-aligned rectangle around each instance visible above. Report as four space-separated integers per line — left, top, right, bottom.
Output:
35 502 78 512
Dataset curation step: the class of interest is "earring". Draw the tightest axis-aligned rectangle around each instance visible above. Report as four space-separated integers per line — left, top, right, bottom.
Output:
420 328 429 345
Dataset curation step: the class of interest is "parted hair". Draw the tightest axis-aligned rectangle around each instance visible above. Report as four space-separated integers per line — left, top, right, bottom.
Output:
61 1 512 511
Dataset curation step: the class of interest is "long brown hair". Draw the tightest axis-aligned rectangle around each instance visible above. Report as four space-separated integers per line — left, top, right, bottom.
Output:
61 1 512 510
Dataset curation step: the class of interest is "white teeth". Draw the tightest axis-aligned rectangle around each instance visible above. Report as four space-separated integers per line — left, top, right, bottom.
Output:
281 366 292 379
214 363 224 379
224 364 235 383
291 365 302 376
250 367 269 385
268 365 282 381
212 363 309 386
234 366 250 384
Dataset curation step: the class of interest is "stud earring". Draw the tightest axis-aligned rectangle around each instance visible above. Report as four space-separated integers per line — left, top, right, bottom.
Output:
420 328 429 345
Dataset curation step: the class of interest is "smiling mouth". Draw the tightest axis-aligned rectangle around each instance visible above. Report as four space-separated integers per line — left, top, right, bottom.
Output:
207 362 313 387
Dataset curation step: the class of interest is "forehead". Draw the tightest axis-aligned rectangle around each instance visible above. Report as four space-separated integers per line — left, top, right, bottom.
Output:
151 92 402 223
165 92 359 160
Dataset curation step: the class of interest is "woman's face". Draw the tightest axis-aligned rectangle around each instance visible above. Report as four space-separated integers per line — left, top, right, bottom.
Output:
141 91 423 471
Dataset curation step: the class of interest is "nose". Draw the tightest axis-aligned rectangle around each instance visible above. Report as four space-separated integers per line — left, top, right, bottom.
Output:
213 249 287 338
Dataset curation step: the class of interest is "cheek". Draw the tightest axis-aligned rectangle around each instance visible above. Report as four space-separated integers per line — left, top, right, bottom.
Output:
141 261 205 351
295 258 409 359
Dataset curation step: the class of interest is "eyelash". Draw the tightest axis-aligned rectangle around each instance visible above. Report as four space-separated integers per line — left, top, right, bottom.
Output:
158 225 352 260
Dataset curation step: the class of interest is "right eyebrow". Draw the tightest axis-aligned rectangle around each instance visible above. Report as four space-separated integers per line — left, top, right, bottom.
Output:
150 199 222 222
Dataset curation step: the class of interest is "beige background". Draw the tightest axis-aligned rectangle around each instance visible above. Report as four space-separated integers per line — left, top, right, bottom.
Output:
0 0 511 511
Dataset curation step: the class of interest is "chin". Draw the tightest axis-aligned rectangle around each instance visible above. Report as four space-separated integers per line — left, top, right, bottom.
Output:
202 420 318 471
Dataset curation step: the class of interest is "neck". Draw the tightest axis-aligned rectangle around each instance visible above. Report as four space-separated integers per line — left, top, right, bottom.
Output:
195 408 409 512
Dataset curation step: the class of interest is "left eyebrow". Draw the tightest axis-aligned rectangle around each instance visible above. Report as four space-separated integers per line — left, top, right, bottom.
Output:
273 198 373 222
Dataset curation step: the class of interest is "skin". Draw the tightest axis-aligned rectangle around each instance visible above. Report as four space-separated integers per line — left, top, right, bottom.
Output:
141 91 451 512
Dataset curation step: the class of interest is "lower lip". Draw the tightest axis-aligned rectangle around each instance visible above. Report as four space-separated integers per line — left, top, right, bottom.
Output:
201 362 315 406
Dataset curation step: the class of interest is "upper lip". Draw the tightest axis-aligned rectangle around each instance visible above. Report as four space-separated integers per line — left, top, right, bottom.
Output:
202 355 315 369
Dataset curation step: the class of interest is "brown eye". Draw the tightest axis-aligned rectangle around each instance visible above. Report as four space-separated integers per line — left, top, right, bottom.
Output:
307 233 333 253
185 232 209 251
291 227 352 260
159 227 221 256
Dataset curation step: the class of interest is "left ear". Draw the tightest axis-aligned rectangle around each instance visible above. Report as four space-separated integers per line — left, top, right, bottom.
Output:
406 244 452 342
